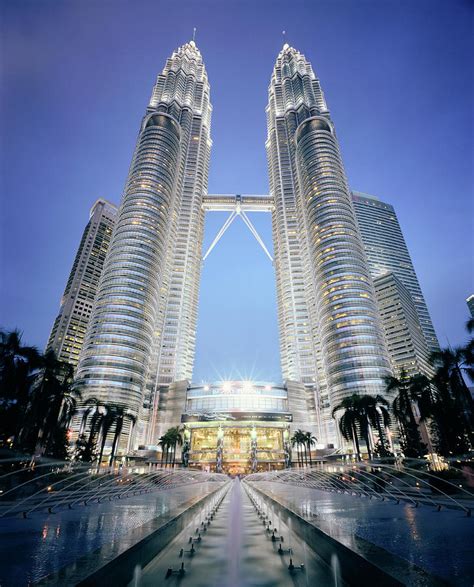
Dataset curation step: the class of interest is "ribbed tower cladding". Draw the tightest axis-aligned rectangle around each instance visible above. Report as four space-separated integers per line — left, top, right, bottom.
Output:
267 45 391 444
75 41 211 449
149 41 211 386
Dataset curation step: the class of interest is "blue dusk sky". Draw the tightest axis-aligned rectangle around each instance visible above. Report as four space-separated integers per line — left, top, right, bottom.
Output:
1 0 473 383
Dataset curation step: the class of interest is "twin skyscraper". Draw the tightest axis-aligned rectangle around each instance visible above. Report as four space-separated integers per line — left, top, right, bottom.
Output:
49 41 437 456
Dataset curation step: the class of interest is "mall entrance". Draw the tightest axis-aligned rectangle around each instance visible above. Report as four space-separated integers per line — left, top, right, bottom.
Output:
187 422 287 473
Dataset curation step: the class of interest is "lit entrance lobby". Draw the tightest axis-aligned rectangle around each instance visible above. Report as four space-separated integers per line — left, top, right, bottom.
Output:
181 381 294 474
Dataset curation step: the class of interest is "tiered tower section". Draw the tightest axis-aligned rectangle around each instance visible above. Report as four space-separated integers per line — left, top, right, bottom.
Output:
149 41 212 388
267 45 391 443
75 42 212 449
266 44 326 388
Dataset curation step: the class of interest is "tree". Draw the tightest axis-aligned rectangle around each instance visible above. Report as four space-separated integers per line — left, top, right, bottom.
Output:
73 433 96 462
360 395 392 457
158 435 169 467
109 408 136 466
332 394 384 460
19 350 78 458
92 404 134 467
73 397 104 462
386 371 427 458
428 347 472 456
164 427 183 467
332 397 362 460
0 329 40 445
304 431 317 466
430 347 474 432
291 429 307 466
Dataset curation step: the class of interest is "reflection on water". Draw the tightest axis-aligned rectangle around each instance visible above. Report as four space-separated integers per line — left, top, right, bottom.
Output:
0 483 215 586
403 502 421 542
258 481 474 587
331 553 341 587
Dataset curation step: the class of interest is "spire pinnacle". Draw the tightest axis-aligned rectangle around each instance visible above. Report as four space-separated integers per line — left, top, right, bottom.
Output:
193 27 197 42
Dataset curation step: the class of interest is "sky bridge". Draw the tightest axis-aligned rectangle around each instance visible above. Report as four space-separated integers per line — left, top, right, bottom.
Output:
202 194 274 262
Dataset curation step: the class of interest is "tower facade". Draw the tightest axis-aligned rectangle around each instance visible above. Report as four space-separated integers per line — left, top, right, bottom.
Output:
266 45 391 444
47 199 117 368
352 191 439 353
466 294 474 318
374 272 434 378
74 42 211 447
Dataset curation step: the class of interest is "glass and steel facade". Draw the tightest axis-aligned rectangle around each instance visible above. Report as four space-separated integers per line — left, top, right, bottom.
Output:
183 381 292 473
352 191 439 354
47 199 117 369
149 378 317 473
467 294 474 318
74 42 212 448
70 43 415 455
266 45 391 445
374 272 434 378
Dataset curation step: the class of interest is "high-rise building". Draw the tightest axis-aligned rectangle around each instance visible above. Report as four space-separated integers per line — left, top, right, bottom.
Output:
46 199 117 368
467 294 474 318
72 43 402 460
374 272 433 378
74 41 212 447
266 45 391 445
352 191 439 353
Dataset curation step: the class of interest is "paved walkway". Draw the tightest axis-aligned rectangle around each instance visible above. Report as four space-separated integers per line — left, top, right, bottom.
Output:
134 478 339 587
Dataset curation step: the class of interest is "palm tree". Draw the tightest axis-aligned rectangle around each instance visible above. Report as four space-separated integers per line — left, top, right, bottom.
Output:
424 349 471 456
96 405 123 467
386 371 427 458
165 427 183 467
19 350 78 457
158 435 170 467
78 397 101 437
332 394 380 460
291 429 307 466
304 431 317 466
430 346 474 450
360 395 391 456
78 399 104 462
431 347 474 414
109 409 136 466
0 329 40 445
332 397 362 460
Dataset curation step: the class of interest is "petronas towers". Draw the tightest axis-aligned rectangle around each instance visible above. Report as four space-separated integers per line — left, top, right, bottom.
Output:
73 40 403 450
75 41 211 445
267 45 391 442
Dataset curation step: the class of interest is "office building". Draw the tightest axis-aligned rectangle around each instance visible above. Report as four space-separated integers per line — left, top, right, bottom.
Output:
46 199 117 368
352 191 439 353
